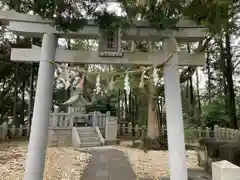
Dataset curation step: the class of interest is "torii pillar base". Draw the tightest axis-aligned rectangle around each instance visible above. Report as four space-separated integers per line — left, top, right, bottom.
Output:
24 33 57 180
163 38 188 180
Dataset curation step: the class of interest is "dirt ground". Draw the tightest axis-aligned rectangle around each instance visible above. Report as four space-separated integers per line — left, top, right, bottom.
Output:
117 141 200 179
0 141 200 179
0 141 91 180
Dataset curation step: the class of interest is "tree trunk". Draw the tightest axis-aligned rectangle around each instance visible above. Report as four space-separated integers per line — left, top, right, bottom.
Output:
225 33 237 128
189 76 195 123
195 68 203 126
13 63 19 125
12 1 21 126
0 77 6 123
27 65 34 130
124 90 128 122
206 48 212 103
147 71 159 139
134 91 139 124
117 89 121 123
20 79 26 125
64 39 71 112
219 38 229 125
156 96 163 138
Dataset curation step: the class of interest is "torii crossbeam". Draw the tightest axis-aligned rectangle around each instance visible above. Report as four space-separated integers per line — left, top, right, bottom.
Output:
11 47 205 66
0 10 207 180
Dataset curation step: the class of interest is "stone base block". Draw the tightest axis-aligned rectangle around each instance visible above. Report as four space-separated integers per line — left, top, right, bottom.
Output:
105 139 120 145
212 160 240 180
48 128 72 147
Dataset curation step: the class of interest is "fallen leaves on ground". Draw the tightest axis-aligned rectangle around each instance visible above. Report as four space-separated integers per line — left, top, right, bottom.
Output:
0 141 91 180
0 140 201 180
117 141 200 179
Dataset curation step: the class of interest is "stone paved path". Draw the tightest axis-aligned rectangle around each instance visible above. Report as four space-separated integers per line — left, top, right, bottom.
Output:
80 147 136 180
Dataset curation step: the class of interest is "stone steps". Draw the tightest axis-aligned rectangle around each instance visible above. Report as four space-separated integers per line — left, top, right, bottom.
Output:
77 127 102 148
81 142 102 148
78 132 98 137
81 137 100 143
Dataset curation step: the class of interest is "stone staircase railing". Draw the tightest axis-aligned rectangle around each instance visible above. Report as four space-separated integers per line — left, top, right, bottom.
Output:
49 111 118 144
72 127 81 148
49 112 73 128
0 123 29 141
95 126 105 145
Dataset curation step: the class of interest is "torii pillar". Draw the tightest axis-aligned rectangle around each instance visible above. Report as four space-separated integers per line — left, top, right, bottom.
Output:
24 33 57 180
163 38 188 180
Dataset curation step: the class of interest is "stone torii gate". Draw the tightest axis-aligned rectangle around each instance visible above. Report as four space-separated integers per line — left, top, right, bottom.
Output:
0 10 207 180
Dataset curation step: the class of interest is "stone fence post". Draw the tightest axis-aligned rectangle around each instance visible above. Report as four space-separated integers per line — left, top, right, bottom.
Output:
128 122 132 136
11 125 16 137
135 125 140 138
2 122 8 140
214 125 219 139
92 111 97 126
205 127 210 138
19 125 23 137
0 125 2 140
52 112 58 127
105 116 118 141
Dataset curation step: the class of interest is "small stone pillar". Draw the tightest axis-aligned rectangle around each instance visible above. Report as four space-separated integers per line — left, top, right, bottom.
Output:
127 122 132 137
212 160 240 180
214 125 219 139
105 116 118 141
19 125 23 137
2 122 8 140
52 112 58 127
135 125 140 138
11 125 16 137
92 111 97 126
205 127 210 138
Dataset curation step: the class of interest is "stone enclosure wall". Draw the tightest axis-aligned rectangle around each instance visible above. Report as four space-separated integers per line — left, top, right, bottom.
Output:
0 123 29 141
48 128 72 146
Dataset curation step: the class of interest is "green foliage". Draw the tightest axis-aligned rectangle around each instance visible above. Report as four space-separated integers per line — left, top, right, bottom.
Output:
86 92 117 116
0 40 36 125
184 0 233 33
2 0 239 127
202 99 229 128
93 10 129 30
52 87 69 108
33 0 87 31
141 0 183 29
6 0 235 33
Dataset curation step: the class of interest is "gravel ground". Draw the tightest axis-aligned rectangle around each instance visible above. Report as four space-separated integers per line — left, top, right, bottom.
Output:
0 141 200 180
117 141 200 179
0 141 91 180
